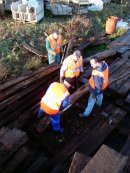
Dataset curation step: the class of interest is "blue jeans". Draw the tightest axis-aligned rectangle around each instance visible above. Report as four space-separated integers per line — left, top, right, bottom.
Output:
37 96 70 131
83 93 103 117
48 53 60 64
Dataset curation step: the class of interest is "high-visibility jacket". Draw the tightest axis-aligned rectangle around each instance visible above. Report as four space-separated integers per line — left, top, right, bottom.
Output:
64 55 83 78
47 34 62 54
40 82 70 115
89 61 109 91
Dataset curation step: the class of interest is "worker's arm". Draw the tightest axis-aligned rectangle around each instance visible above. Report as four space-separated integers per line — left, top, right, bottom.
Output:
60 59 68 83
60 96 70 111
46 38 56 55
60 66 65 83
37 107 44 119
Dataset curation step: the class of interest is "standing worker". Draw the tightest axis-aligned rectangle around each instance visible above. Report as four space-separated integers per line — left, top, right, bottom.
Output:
37 82 70 132
46 30 63 64
60 50 83 94
79 57 109 117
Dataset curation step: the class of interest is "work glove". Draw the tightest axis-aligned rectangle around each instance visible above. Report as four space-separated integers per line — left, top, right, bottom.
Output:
52 51 56 56
37 108 44 119
91 93 96 99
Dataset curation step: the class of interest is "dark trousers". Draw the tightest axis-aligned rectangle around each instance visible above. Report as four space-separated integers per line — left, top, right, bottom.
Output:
65 77 78 94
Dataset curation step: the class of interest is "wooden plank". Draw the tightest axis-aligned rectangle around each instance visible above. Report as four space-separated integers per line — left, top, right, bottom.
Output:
0 64 57 92
109 59 130 92
48 112 109 173
125 93 130 104
0 147 29 173
83 49 117 64
81 145 128 173
9 103 39 129
20 43 45 57
24 156 47 173
0 65 60 102
107 30 130 48
79 105 126 155
109 51 129 75
68 152 90 173
0 72 57 120
64 39 74 58
118 78 130 96
121 133 130 156
0 128 28 166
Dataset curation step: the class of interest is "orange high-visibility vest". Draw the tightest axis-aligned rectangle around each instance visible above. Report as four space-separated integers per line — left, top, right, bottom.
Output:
64 55 83 78
89 62 109 90
40 82 70 115
48 34 62 54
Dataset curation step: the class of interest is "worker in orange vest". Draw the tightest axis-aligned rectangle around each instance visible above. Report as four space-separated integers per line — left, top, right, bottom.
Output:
60 50 83 94
79 57 109 117
37 82 70 132
46 30 63 64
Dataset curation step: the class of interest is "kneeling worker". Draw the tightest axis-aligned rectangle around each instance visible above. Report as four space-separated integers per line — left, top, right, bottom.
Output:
37 82 70 132
60 50 83 94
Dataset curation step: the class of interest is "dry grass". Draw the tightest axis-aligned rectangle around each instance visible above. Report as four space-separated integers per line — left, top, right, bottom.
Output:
60 15 91 39
0 60 10 83
25 56 42 70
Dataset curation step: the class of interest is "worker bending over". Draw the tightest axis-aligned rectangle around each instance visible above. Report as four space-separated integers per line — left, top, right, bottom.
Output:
60 50 83 94
80 57 109 117
38 82 70 132
46 30 63 64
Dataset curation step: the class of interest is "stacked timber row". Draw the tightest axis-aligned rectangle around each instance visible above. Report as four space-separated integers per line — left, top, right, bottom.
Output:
0 31 130 173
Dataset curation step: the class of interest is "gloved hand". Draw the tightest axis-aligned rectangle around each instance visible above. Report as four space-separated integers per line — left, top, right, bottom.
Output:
91 93 96 99
53 51 56 56
96 89 101 95
37 108 44 119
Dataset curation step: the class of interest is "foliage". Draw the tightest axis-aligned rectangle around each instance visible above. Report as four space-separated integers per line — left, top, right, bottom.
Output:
25 57 42 70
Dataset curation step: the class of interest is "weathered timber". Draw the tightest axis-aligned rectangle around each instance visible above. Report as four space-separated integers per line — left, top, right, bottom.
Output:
12 151 36 173
79 105 126 155
0 71 58 118
0 147 29 173
24 156 47 173
0 65 60 102
121 133 130 156
26 125 58 155
48 112 108 173
83 48 116 64
109 59 130 93
121 133 130 173
108 30 130 48
21 43 45 57
64 39 74 58
125 93 130 104
0 64 57 92
81 145 128 173
9 103 39 129
0 128 28 166
118 78 130 96
109 51 129 75
0 76 56 127
68 152 90 173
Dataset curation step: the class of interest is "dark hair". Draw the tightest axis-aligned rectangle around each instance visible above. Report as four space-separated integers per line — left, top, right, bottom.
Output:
73 50 81 58
91 56 100 63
